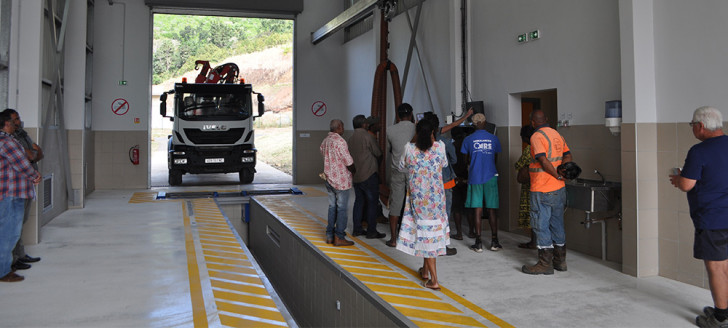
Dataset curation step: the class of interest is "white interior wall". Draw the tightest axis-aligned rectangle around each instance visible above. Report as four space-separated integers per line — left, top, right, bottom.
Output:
63 0 87 130
654 0 728 122
294 0 349 130
92 0 150 131
470 0 622 126
8 0 42 126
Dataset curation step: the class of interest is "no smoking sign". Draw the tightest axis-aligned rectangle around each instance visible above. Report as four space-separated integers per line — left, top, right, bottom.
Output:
311 101 327 117
111 98 130 116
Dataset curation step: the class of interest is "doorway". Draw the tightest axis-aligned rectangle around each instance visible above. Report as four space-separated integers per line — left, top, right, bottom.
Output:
519 89 558 135
150 14 294 187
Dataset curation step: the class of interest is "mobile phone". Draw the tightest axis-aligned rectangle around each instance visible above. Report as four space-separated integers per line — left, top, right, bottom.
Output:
672 167 681 175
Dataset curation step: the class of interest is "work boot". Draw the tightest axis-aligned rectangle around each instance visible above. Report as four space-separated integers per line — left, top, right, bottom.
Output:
334 236 354 246
553 245 567 271
522 248 554 275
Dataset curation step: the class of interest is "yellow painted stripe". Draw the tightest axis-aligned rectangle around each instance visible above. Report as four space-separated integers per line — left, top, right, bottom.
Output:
345 266 403 277
411 319 465 328
218 313 286 328
213 290 277 308
216 301 287 322
199 234 238 242
352 274 420 287
365 283 440 300
211 279 269 296
379 294 461 313
332 259 390 271
183 202 208 327
207 263 259 275
397 307 484 327
201 244 244 253
204 256 251 266
327 252 381 261
200 239 242 247
204 249 245 258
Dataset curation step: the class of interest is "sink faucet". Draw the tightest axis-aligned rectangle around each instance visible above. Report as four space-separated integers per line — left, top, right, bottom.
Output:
594 169 605 185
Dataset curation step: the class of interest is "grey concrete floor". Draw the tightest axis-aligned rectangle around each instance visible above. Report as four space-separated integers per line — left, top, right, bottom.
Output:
0 183 712 327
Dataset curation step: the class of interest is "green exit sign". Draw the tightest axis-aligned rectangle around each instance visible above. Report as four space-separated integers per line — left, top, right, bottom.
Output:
529 30 541 40
119 80 127 86
517 33 528 43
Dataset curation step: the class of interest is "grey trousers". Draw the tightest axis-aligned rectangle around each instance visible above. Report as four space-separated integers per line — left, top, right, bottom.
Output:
12 198 32 262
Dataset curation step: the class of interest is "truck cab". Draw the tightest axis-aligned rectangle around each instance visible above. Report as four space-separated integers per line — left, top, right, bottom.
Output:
160 82 264 185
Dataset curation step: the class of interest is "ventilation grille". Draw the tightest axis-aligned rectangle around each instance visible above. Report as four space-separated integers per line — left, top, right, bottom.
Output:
43 174 53 211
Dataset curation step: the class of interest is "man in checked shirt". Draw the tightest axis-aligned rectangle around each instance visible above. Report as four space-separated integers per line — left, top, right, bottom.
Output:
0 112 41 282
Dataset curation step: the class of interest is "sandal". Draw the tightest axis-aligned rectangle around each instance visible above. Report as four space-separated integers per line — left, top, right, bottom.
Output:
450 233 463 240
467 232 477 239
418 267 430 280
422 279 441 291
385 240 397 247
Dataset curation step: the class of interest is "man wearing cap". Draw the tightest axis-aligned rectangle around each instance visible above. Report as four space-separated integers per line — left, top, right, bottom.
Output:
522 109 572 275
348 115 385 239
461 113 502 252
385 103 416 247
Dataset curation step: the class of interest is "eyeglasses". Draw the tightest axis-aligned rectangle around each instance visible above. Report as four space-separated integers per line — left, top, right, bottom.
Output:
689 121 701 127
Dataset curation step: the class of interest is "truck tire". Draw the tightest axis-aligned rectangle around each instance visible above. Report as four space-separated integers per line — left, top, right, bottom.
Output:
169 169 183 186
239 168 254 184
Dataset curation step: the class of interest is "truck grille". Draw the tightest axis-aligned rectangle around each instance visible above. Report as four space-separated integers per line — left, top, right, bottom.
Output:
183 128 245 144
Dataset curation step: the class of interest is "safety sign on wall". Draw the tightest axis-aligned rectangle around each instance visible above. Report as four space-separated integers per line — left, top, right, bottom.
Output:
111 98 130 116
311 101 327 117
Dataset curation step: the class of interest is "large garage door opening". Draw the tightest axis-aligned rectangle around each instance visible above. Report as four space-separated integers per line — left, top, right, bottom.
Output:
151 14 293 187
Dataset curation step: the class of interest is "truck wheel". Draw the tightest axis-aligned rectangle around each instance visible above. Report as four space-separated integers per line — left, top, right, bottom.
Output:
169 170 183 186
239 168 254 184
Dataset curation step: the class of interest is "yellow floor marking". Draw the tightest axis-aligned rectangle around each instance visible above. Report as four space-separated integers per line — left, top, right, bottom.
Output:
365 283 440 299
397 307 483 326
352 274 421 287
345 266 404 277
200 239 242 247
380 294 461 313
204 249 243 258
212 290 278 308
201 244 244 253
199 235 239 243
257 196 508 328
182 202 208 328
326 252 377 261
204 256 251 266
218 314 286 328
411 319 466 328
207 264 259 276
211 279 270 296
215 301 288 322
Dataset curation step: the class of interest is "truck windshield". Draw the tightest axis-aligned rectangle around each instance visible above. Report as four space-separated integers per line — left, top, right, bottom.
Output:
177 92 251 121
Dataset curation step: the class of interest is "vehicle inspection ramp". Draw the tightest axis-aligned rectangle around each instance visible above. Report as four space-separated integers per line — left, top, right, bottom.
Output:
250 195 513 328
129 192 296 327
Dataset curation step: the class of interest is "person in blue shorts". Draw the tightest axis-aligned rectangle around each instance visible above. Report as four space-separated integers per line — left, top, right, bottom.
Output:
670 106 728 328
461 113 502 252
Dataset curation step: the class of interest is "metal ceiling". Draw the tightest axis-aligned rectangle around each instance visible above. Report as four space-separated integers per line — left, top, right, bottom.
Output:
144 0 303 17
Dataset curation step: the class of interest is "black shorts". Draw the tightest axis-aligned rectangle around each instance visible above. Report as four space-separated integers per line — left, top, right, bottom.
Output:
694 229 728 261
452 182 467 212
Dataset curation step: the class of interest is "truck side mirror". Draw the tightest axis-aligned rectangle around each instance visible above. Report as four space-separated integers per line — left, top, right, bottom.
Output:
257 93 265 117
160 93 168 117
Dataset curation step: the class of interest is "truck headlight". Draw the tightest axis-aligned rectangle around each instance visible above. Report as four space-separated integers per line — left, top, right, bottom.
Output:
172 151 186 155
174 158 188 164
241 157 254 163
243 149 255 154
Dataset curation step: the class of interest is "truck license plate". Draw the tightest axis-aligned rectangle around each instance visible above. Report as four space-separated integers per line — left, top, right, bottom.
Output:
205 158 225 163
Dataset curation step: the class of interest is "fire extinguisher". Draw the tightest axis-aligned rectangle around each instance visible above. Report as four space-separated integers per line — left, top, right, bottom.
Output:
129 145 139 165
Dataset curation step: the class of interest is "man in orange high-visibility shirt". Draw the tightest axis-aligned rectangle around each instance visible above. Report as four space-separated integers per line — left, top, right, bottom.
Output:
522 109 572 275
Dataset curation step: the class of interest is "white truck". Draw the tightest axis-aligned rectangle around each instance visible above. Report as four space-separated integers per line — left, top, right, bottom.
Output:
159 77 265 186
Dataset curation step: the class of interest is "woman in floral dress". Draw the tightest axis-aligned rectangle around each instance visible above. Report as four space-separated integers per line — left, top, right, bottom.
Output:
396 119 450 290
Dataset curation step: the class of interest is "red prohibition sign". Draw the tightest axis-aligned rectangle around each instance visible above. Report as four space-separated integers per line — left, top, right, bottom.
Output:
111 98 130 116
311 101 327 117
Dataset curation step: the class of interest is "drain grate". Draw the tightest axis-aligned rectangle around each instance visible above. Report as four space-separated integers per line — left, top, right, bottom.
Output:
157 188 303 200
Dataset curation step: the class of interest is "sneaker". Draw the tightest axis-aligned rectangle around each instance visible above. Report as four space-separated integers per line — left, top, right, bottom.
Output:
490 238 503 251
470 240 483 253
697 310 728 328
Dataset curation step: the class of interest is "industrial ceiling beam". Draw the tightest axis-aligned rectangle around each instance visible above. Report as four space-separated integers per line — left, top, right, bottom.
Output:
311 0 378 44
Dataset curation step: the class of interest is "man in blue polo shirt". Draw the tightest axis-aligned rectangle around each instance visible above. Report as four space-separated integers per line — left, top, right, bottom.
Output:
670 106 728 327
461 113 502 252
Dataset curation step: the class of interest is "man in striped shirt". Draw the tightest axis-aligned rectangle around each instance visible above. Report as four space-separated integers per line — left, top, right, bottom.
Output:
0 112 41 282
